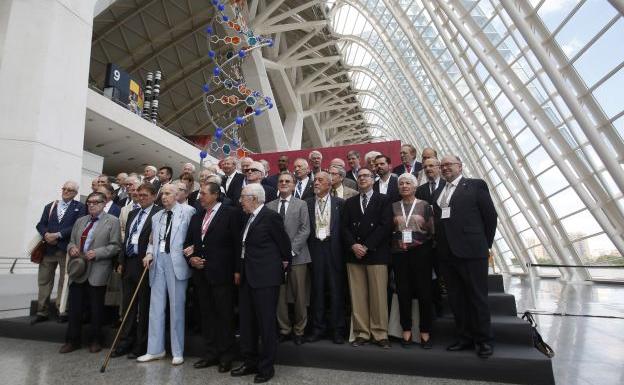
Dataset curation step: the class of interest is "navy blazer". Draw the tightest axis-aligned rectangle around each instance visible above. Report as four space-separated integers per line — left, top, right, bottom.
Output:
306 196 345 272
237 206 292 288
342 191 393 265
294 178 314 200
416 178 446 205
185 205 242 285
223 173 245 203
263 174 279 189
106 202 122 218
36 200 86 254
393 162 422 176
373 174 401 203
433 177 497 260
120 205 162 264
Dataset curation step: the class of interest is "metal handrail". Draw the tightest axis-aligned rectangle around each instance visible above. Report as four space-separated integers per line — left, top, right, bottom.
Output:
527 263 624 269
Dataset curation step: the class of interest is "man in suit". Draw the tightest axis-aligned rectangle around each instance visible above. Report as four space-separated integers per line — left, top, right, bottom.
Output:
118 176 141 240
59 192 121 353
373 155 400 203
329 158 357 190
222 156 245 203
138 184 196 365
264 155 289 189
416 157 446 205
415 147 438 186
185 182 241 372
144 165 160 190
393 144 422 176
231 184 291 383
98 185 121 217
155 166 173 203
246 161 277 201
328 165 358 199
434 155 497 358
188 169 213 207
342 167 393 349
305 171 346 344
293 158 314 200
111 183 161 359
267 172 311 345
309 150 323 176
33 181 86 324
113 173 128 205
346 150 361 182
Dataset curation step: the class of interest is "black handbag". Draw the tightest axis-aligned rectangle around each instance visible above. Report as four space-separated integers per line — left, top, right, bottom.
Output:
522 311 555 358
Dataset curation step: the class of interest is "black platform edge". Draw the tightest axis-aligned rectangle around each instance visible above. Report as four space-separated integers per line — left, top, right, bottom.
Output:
488 274 505 293
441 292 518 317
0 316 553 385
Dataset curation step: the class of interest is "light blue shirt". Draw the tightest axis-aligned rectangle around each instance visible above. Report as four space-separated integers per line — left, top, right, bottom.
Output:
83 212 103 252
127 205 154 254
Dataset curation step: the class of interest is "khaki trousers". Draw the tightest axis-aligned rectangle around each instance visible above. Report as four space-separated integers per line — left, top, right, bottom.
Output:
347 263 388 341
36 250 66 316
277 264 309 336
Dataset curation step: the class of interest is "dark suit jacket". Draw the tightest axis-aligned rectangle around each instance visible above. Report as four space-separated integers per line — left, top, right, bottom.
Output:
262 184 278 203
346 169 358 182
185 205 242 285
306 196 345 272
294 178 314 200
223 173 245 203
237 206 292 288
120 205 162 264
393 162 422 176
36 200 86 254
106 202 122 218
433 177 497 260
263 174 279 189
342 192 393 264
188 190 199 208
416 178 446 205
373 174 400 203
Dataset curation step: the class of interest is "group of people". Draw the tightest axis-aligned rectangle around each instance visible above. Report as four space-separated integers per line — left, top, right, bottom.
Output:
33 144 498 383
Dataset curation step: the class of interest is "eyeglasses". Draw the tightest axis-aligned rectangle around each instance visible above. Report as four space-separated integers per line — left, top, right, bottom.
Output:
86 200 104 205
440 162 460 168
246 168 261 173
61 188 76 192
239 194 255 199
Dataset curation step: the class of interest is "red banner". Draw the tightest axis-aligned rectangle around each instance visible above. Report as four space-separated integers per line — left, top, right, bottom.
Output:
252 140 402 175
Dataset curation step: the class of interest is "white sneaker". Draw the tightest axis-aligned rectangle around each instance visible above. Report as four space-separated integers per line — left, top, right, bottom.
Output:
136 352 166 362
171 356 184 366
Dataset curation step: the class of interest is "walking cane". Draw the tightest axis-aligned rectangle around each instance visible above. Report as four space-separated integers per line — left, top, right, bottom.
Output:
100 265 149 373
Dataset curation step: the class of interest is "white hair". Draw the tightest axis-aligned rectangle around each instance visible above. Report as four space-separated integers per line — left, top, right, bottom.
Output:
206 174 222 185
308 150 322 159
244 183 265 203
64 180 79 191
145 165 157 173
250 161 265 176
364 151 381 163
183 162 196 172
397 172 417 185
125 176 140 185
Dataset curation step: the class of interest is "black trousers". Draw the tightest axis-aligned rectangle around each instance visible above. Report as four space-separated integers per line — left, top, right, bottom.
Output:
194 273 235 364
66 281 106 346
239 282 279 377
392 242 433 333
118 257 150 354
309 239 345 336
436 234 492 343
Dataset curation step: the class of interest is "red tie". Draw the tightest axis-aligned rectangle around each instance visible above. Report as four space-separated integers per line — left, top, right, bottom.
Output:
201 209 214 238
406 164 412 174
80 217 98 253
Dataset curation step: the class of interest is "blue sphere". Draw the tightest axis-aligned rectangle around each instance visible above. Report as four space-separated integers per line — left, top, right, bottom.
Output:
212 0 218 5
199 150 208 159
238 50 246 58
213 66 220 76
205 26 213 34
254 109 262 116
268 39 274 47
208 50 215 58
235 116 244 125
268 103 273 109
218 4 225 11
202 83 210 92
222 15 229 22
231 139 239 147
215 128 223 139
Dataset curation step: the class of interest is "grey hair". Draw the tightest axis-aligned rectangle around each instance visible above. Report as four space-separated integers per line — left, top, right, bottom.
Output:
328 165 346 178
308 150 322 159
145 165 157 173
397 172 417 185
206 174 222 185
183 162 196 172
364 151 381 162
245 183 265 203
64 180 79 191
315 170 333 184
125 176 140 185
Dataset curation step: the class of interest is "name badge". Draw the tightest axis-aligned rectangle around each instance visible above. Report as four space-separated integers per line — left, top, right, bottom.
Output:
318 227 327 240
441 207 451 219
131 234 139 245
402 230 412 244
159 240 166 253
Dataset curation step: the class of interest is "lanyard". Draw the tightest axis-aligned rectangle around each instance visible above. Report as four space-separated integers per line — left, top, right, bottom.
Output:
400 200 417 228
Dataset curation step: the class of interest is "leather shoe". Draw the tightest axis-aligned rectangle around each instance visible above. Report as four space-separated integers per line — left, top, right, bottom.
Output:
306 334 322 343
333 334 345 344
30 315 48 325
127 352 139 359
218 362 232 373
420 338 433 350
57 314 68 323
376 339 391 349
193 359 217 369
110 348 128 358
278 333 290 343
59 343 79 354
254 371 274 383
477 343 494 358
293 335 304 345
89 343 102 353
231 364 258 377
447 341 474 351
351 337 369 347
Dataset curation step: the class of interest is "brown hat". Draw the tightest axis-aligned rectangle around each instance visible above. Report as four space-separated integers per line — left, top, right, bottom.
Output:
67 257 89 282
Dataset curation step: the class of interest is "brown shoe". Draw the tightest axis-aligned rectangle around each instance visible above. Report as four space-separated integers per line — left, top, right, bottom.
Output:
59 343 79 354
376 339 391 349
89 343 102 353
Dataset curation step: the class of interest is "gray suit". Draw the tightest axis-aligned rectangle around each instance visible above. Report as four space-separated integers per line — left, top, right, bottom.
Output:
343 178 357 191
67 213 121 286
267 196 311 337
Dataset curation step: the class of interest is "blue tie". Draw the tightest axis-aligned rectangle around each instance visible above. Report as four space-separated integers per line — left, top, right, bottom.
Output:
296 181 302 198
126 210 145 256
